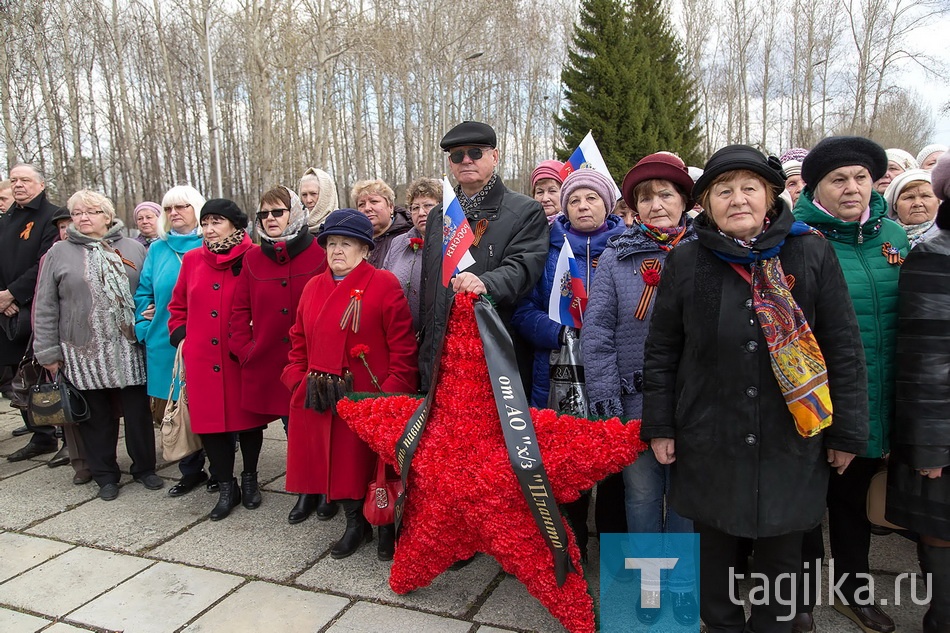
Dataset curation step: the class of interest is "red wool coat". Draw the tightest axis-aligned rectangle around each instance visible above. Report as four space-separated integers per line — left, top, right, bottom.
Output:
168 235 272 434
281 261 418 499
229 229 326 417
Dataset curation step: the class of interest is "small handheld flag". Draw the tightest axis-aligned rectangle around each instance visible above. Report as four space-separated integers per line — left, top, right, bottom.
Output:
548 240 588 328
441 177 476 287
559 131 622 201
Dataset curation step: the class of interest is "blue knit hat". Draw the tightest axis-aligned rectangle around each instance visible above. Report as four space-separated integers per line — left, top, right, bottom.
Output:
317 208 375 250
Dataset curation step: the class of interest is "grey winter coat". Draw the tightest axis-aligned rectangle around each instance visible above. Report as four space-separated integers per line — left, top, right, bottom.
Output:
582 222 697 419
33 222 147 390
382 227 424 333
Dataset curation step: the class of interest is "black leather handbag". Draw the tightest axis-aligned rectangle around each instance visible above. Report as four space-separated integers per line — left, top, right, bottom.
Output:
10 340 43 411
29 371 91 427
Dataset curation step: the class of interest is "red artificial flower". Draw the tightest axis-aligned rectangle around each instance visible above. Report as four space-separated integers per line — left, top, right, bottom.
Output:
337 293 646 633
349 344 371 358
409 237 424 252
642 268 661 286
350 288 364 300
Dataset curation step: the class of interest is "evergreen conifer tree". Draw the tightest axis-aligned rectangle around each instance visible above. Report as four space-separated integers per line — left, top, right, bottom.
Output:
556 0 704 178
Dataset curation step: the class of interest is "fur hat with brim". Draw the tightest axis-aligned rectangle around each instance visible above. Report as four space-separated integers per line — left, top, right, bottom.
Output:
801 137 888 186
317 208 375 250
560 168 617 214
622 152 695 209
440 121 497 150
693 145 786 201
201 198 248 230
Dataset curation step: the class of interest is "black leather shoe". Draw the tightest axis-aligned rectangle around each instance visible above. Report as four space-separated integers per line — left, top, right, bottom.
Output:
6 441 57 462
316 494 338 520
168 472 208 497
134 473 165 490
833 602 895 633
288 494 318 524
671 591 699 626
635 591 662 625
73 471 92 485
11 425 30 437
450 555 476 570
47 445 70 468
209 477 241 521
791 612 815 633
330 499 372 559
99 483 120 501
377 524 395 561
206 477 220 493
241 471 261 509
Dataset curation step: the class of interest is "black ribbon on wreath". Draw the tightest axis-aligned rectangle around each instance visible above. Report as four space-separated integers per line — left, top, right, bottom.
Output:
394 295 576 587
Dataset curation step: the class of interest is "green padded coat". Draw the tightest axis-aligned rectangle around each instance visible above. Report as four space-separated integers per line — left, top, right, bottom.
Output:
794 188 909 458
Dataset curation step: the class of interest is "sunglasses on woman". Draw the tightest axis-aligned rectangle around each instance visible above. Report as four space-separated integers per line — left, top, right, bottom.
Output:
448 147 493 164
258 209 287 219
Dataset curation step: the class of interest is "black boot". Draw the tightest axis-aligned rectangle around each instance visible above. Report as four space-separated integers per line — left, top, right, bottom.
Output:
241 471 262 509
288 494 318 524
316 494 339 520
377 523 396 561
920 541 950 633
330 499 372 559
209 477 241 521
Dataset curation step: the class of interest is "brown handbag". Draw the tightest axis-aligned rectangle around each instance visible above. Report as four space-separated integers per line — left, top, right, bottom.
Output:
363 457 402 526
161 343 202 461
11 335 44 411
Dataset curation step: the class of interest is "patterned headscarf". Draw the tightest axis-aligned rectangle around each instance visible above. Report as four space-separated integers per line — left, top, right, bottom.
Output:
301 168 339 231
258 187 306 243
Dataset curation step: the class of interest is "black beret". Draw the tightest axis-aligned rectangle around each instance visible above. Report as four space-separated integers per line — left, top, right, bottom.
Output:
801 136 887 185
440 121 497 150
693 145 786 201
201 198 249 230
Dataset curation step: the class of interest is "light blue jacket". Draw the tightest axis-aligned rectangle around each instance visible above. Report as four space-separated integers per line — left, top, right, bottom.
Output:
133 231 203 398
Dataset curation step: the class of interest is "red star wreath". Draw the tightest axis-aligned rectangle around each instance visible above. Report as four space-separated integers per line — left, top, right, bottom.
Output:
337 293 646 633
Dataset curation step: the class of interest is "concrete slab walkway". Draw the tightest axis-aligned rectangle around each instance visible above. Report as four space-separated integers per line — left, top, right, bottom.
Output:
0 400 928 632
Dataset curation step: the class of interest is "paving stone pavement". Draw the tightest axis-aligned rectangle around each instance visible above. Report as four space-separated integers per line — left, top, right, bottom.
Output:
0 400 929 632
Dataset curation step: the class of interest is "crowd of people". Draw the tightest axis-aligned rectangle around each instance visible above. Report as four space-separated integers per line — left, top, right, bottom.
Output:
1 125 949 633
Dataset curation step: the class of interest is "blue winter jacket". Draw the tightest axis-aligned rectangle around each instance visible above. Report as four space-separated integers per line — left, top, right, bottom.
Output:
581 221 697 419
512 214 625 407
133 231 203 399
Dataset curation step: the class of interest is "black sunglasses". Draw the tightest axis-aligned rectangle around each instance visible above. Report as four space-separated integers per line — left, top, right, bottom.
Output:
449 147 493 164
258 209 287 220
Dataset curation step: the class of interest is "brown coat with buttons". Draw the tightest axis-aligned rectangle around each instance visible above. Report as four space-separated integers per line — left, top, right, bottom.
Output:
229 227 326 417
168 233 272 433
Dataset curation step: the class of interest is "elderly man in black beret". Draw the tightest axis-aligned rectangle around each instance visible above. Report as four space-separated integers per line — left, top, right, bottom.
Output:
418 121 549 392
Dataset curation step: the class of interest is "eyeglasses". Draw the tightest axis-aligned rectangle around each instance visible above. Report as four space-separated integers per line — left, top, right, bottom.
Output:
409 202 437 214
163 203 192 213
70 209 105 218
258 209 287 220
448 147 493 164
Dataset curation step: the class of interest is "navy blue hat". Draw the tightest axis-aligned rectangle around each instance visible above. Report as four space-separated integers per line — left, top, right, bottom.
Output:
201 198 248 230
801 136 887 185
317 208 375 250
693 145 787 201
440 121 497 150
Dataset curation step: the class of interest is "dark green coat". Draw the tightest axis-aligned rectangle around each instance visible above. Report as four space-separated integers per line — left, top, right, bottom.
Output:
794 188 908 458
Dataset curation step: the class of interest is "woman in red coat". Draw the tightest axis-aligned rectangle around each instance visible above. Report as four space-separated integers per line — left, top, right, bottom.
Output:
281 209 418 561
229 186 330 525
168 199 272 521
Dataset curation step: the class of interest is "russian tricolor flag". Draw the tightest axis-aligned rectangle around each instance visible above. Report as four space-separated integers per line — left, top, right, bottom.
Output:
441 177 476 287
548 240 588 328
559 131 622 201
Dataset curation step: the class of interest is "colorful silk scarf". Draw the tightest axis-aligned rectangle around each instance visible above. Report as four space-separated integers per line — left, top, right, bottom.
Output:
720 221 832 438
638 221 687 251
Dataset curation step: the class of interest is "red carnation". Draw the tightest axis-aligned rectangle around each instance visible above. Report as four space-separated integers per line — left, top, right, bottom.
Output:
349 344 371 358
409 237 424 251
642 269 661 286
